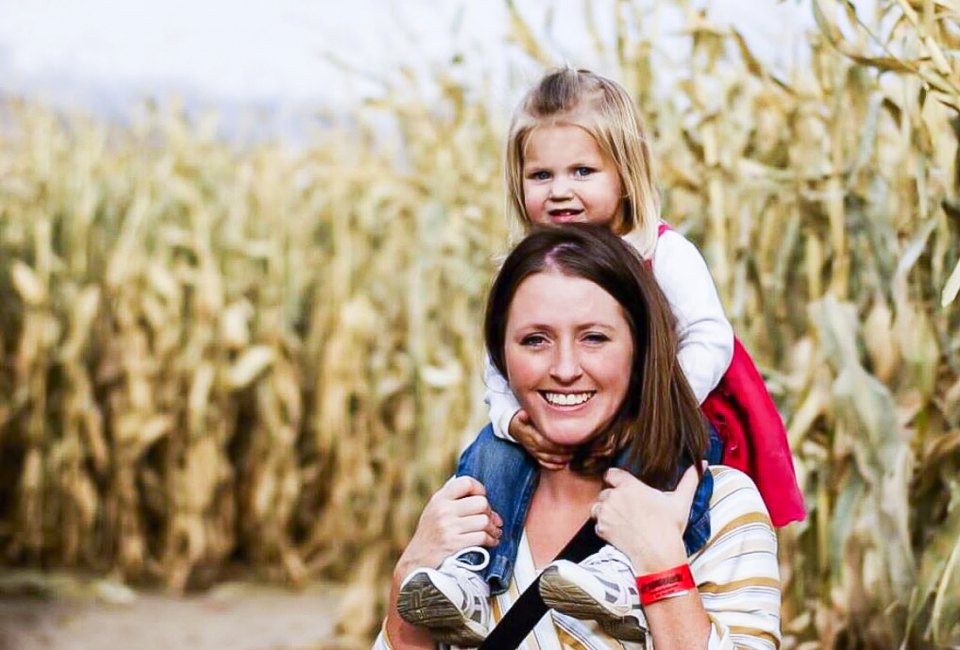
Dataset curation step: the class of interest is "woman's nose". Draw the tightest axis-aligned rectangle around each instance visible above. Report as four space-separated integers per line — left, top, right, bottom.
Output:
549 344 582 382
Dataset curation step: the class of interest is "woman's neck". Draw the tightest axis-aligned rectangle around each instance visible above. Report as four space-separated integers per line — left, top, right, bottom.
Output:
537 467 603 504
526 468 603 568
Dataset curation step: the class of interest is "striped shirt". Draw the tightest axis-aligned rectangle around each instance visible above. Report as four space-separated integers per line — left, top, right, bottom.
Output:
375 466 781 650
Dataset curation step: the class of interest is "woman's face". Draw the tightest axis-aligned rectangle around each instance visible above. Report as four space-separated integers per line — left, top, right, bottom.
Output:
504 269 634 448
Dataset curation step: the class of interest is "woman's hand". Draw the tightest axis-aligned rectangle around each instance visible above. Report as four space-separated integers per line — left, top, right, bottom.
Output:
509 409 573 470
385 476 502 649
395 476 503 582
591 465 703 575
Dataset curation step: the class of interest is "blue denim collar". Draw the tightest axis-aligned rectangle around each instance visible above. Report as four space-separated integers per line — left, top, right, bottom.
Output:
684 468 713 555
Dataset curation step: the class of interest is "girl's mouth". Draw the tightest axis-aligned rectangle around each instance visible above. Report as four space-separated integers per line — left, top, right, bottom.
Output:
547 209 584 222
541 391 595 406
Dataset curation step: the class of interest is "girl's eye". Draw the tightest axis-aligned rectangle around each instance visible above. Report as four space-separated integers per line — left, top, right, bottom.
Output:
574 167 594 177
527 170 550 181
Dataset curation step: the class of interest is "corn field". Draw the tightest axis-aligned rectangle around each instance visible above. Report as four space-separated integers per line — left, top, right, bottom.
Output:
0 1 958 648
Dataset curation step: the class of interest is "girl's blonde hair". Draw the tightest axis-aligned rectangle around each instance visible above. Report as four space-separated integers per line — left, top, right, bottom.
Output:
505 68 661 258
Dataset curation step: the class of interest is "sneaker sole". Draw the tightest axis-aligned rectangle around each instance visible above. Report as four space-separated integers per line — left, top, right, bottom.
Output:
539 564 630 621
540 565 647 642
396 572 487 647
599 617 648 643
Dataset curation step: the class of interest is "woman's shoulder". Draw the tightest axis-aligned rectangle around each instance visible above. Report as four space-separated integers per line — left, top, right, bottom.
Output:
706 465 774 529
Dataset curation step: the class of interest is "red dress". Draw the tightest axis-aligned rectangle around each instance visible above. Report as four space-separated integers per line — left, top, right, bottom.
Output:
657 223 806 527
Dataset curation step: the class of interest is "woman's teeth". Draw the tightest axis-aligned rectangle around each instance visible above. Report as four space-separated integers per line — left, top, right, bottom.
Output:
543 391 593 406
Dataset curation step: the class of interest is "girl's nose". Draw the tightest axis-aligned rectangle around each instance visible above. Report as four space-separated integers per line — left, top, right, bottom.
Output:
548 178 573 200
549 343 582 383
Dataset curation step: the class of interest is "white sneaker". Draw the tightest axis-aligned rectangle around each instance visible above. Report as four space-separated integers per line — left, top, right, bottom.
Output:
539 545 648 642
397 547 492 647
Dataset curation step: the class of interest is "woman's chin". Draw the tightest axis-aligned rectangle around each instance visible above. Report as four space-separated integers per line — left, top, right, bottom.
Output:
538 424 597 448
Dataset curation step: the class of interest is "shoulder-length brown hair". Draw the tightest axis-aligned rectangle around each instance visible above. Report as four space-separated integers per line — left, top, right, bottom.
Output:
484 223 705 488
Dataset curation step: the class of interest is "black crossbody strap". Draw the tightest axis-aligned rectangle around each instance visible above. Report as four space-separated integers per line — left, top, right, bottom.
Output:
477 521 604 650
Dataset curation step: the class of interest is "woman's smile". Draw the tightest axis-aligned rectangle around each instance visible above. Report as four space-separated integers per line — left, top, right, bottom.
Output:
541 390 596 407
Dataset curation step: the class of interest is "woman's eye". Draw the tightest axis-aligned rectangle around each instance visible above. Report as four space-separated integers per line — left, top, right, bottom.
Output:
583 332 609 344
520 334 548 347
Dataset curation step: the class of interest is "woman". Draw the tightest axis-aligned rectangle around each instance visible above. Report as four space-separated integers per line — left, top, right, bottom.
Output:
377 224 781 649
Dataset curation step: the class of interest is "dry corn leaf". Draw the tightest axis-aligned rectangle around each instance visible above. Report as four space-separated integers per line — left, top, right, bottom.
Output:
10 261 46 306
228 346 275 390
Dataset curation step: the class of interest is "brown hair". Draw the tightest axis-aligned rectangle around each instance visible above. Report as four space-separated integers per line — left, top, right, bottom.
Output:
484 223 705 487
505 68 660 258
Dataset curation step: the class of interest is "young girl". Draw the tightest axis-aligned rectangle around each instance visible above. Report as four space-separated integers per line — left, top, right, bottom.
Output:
396 68 802 646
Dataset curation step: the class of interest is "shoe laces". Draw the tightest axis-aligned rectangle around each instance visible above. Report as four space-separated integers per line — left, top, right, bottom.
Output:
448 546 491 572
439 547 491 612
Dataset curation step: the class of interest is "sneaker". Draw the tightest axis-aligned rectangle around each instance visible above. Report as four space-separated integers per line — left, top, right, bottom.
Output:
539 545 648 642
396 547 492 647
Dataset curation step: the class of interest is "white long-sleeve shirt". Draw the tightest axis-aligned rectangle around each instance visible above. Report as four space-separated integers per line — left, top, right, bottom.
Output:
484 226 734 442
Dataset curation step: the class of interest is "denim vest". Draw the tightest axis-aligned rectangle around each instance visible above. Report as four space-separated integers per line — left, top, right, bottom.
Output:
457 423 722 595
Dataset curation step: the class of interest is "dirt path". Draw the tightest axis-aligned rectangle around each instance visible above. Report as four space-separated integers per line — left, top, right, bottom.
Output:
0 578 341 650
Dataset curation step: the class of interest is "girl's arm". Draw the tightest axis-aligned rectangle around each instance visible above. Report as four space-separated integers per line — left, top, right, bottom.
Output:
652 231 734 404
483 355 521 442
482 356 573 470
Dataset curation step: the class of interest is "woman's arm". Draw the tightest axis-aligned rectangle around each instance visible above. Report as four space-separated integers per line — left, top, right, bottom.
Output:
594 466 713 649
380 476 503 650
686 467 781 649
593 466 780 650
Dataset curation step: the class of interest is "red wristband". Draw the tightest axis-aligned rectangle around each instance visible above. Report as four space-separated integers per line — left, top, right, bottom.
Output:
635 564 695 606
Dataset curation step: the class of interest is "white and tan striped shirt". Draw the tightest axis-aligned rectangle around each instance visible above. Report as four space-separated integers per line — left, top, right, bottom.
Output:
376 466 781 649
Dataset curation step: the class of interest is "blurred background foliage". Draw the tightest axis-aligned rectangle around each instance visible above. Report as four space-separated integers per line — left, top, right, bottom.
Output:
0 0 958 648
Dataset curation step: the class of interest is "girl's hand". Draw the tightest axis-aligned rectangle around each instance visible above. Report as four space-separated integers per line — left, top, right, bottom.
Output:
509 409 573 470
592 465 704 575
395 476 503 582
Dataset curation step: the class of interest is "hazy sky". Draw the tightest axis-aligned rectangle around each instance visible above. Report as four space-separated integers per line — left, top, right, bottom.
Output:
0 1 820 135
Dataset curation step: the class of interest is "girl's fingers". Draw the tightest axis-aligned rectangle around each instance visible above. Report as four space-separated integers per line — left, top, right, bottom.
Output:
533 438 572 455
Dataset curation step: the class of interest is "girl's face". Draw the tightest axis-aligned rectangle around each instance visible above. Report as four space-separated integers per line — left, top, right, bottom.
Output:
521 124 624 230
504 270 633 448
